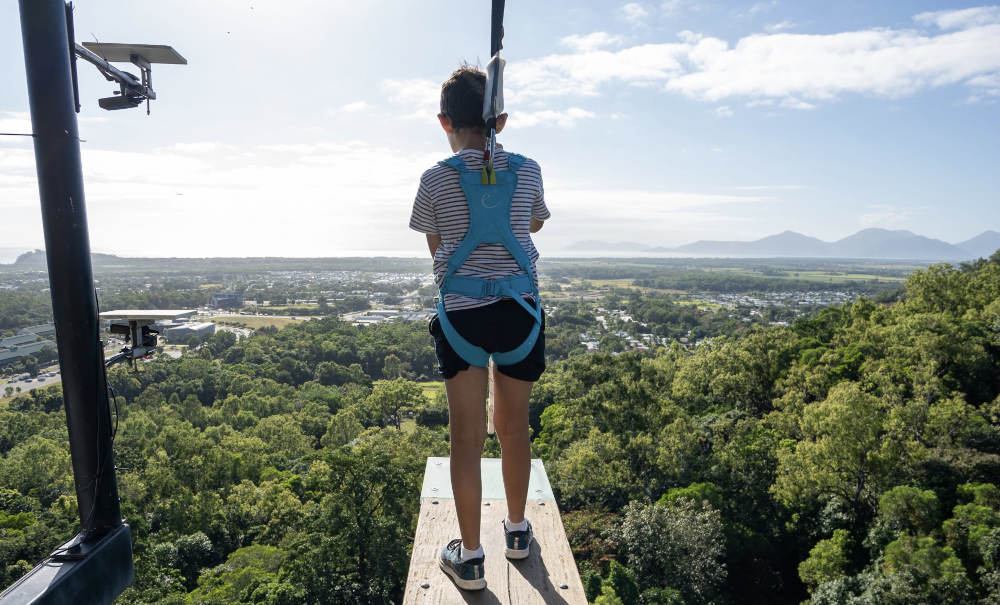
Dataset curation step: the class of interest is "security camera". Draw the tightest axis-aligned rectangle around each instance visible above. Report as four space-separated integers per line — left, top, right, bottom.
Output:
99 310 195 368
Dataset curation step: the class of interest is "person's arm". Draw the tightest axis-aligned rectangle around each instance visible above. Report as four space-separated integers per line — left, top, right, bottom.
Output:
410 173 440 256
426 233 441 258
530 161 550 234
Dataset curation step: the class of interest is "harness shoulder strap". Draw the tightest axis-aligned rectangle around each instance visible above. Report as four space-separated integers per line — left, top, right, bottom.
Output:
505 152 527 173
438 156 468 172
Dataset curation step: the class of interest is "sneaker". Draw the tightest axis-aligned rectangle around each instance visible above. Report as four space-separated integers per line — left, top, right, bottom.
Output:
503 518 533 560
439 538 486 591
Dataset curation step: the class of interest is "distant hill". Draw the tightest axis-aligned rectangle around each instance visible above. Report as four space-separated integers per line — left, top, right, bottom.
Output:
11 249 125 268
830 229 962 259
568 228 1000 260
0 247 33 264
665 230 832 257
956 230 1000 259
11 250 47 267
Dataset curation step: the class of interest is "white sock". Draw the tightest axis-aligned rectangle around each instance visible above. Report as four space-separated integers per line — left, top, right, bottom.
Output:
504 516 528 532
460 543 484 561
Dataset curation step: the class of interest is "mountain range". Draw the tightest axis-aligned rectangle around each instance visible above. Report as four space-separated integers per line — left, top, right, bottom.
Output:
567 229 1000 260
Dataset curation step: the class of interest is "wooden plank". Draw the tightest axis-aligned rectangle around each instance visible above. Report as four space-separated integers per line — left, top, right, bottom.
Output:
403 458 587 605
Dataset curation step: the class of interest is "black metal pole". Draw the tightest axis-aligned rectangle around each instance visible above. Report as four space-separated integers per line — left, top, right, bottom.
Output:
490 0 505 57
18 0 122 539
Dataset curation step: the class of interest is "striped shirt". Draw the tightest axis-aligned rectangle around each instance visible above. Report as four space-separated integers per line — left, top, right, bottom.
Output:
409 147 551 311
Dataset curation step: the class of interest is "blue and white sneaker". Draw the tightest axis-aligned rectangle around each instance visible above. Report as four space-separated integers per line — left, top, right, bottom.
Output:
439 539 486 591
503 518 533 560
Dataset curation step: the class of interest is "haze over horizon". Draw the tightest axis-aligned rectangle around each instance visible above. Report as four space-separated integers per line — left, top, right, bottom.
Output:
2 1 998 257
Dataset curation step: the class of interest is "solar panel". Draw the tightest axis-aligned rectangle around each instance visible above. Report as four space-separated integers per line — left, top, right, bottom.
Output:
81 42 187 65
99 310 196 321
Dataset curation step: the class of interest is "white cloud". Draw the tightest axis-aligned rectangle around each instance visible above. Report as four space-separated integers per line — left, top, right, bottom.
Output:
0 138 447 256
507 42 689 101
0 132 774 256
340 100 369 112
168 142 220 154
713 105 734 117
914 6 1000 30
621 3 650 26
511 107 596 128
765 20 797 32
748 1 777 16
380 78 440 121
661 0 701 16
779 98 816 110
0 112 33 146
507 7 1000 109
734 185 802 191
966 73 1000 101
560 32 625 53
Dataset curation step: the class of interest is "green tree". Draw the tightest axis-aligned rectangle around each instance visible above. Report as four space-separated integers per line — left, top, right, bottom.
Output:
381 354 402 379
880 534 975 604
799 529 851 590
552 428 634 510
609 499 726 604
175 531 217 589
879 486 941 536
361 379 425 429
773 381 899 518
322 407 365 448
594 584 625 605
604 560 640 605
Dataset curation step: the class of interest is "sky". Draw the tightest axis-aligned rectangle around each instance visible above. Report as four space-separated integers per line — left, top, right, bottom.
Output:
1 0 998 258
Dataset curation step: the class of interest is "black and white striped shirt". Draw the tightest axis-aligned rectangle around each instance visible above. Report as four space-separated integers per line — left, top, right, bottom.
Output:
410 148 551 311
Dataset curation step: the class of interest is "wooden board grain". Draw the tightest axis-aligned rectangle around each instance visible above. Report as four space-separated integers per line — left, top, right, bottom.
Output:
403 458 586 605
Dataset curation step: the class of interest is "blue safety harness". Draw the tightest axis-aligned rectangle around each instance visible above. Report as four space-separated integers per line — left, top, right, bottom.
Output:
434 152 543 367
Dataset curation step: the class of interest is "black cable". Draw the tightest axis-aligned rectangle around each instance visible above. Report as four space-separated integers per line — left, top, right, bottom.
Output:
0 132 85 142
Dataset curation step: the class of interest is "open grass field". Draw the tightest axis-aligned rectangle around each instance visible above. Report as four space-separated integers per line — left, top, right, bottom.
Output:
205 315 309 330
260 304 319 312
701 266 908 283
784 270 907 282
560 278 686 296
673 298 727 311
419 381 445 402
586 278 635 288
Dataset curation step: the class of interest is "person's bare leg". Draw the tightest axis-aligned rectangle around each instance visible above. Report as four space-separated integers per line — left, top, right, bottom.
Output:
492 368 533 524
445 366 488 551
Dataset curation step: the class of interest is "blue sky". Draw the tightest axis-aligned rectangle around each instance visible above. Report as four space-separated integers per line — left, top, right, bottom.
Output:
1 0 998 257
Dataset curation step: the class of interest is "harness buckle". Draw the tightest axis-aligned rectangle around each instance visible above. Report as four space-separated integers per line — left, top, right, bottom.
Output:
482 278 504 297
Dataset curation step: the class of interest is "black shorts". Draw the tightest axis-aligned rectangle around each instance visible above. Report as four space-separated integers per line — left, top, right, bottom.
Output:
429 298 546 382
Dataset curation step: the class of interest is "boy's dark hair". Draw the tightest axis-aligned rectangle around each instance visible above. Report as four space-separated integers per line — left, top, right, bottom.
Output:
440 64 486 131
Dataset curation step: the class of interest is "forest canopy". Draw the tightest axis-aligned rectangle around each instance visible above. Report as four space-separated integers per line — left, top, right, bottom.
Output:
1 252 998 604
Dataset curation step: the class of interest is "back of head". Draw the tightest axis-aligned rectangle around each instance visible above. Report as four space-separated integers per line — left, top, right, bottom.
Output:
440 65 486 131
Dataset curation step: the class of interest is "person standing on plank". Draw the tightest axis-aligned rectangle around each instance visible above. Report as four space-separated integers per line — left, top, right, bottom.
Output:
409 63 550 591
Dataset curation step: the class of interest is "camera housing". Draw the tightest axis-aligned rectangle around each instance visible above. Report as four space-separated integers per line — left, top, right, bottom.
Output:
100 310 195 366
